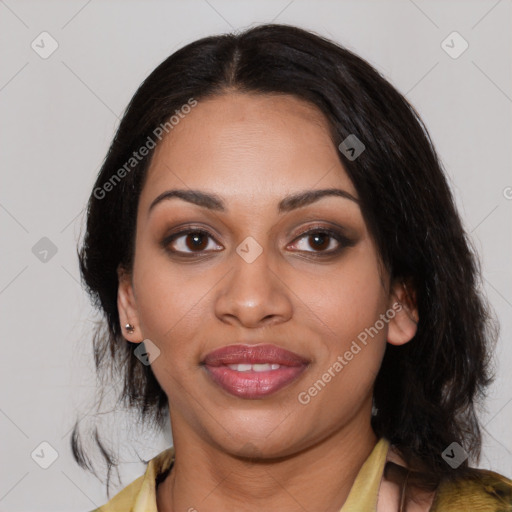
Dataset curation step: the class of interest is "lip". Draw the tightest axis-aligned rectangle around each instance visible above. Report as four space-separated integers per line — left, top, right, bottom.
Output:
202 344 309 399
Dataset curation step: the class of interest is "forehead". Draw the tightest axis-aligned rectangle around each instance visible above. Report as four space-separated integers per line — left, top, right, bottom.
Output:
141 92 357 208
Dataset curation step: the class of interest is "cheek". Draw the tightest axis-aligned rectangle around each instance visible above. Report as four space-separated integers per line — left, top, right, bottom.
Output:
297 240 388 351
293 241 388 398
131 246 208 360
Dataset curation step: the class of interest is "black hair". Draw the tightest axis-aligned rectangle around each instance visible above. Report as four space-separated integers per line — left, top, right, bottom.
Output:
73 23 497 496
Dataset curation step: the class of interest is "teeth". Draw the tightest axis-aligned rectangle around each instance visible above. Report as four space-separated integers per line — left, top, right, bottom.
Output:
228 363 252 372
227 363 281 372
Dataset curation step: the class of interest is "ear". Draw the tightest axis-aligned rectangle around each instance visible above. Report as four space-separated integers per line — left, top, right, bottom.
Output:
117 265 143 343
386 277 419 346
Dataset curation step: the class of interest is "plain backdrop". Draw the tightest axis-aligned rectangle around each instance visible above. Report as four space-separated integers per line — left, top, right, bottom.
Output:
1 1 511 510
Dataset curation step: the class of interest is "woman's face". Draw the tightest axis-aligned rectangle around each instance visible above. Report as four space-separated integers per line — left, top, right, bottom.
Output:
119 92 416 457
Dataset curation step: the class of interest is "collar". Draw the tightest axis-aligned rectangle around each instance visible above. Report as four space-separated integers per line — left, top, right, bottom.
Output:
103 437 390 512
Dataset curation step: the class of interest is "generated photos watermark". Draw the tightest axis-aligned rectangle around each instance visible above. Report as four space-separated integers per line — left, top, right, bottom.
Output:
298 301 403 405
93 97 198 200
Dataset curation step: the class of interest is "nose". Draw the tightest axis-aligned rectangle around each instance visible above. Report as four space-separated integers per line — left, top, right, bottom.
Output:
214 243 293 328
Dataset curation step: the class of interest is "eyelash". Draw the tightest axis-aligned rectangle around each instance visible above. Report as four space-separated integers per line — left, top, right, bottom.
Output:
160 225 354 259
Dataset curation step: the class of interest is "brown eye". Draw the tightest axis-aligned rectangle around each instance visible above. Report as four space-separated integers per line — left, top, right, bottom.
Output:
306 232 332 251
162 229 222 255
288 227 353 256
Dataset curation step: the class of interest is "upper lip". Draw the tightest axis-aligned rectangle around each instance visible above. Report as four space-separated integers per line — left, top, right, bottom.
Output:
202 344 309 367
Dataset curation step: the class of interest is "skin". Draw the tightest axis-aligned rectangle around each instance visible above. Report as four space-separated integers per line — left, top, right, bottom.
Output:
118 92 420 512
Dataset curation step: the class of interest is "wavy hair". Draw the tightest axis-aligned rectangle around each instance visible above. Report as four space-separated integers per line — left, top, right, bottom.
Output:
72 23 497 496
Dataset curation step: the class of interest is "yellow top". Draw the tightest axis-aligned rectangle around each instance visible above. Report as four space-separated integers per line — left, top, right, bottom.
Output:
91 437 512 511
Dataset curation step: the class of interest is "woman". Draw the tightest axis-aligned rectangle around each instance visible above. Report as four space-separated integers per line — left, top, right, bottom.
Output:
73 23 512 511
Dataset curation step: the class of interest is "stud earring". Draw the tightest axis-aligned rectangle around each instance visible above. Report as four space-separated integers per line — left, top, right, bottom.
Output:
125 323 135 334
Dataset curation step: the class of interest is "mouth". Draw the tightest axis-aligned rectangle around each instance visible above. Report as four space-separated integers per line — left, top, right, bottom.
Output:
201 344 310 399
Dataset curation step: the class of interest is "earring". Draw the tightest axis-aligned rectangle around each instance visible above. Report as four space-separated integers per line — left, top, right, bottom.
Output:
125 323 135 334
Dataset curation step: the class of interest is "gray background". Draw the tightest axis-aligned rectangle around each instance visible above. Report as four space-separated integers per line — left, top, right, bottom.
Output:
1 0 511 510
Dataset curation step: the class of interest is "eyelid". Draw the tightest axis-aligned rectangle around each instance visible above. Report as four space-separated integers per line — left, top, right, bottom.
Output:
291 222 350 239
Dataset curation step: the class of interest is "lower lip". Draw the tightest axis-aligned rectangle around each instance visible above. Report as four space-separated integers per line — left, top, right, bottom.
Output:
204 365 307 399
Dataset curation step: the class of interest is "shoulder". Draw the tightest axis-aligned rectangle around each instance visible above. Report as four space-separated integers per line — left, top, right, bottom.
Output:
88 474 145 511
88 447 175 512
431 467 512 511
384 445 512 511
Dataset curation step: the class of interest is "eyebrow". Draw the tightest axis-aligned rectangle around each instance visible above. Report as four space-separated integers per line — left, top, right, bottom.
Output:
148 187 360 215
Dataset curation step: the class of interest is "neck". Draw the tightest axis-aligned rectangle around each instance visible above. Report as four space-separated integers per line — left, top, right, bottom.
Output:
157 415 379 512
